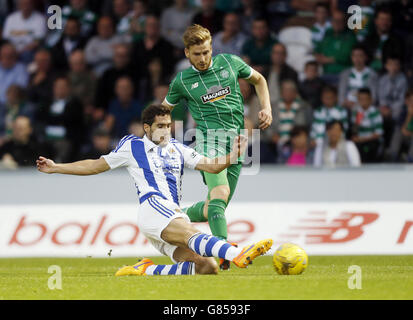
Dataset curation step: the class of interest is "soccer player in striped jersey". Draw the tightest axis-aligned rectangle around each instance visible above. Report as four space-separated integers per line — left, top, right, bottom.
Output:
36 104 273 276
162 24 272 270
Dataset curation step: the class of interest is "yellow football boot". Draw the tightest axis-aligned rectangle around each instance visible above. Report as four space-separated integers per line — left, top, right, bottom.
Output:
115 258 154 276
233 239 273 268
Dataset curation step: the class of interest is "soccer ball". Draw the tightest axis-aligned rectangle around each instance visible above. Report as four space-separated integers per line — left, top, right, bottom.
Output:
273 243 308 275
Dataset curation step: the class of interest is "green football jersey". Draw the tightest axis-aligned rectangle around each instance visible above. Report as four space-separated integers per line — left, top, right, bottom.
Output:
165 53 253 133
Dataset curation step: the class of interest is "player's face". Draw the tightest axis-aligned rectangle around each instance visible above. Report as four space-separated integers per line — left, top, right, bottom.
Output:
185 40 212 72
147 115 172 146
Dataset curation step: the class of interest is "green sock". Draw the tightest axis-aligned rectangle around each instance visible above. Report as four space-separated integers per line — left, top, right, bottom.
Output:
182 201 207 222
207 199 228 240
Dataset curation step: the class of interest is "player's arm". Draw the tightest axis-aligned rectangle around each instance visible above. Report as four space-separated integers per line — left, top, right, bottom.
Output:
162 74 182 111
195 135 247 174
245 69 273 130
36 156 110 175
161 99 174 110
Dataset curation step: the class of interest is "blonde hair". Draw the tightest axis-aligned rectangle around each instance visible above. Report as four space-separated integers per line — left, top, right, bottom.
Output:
183 24 212 49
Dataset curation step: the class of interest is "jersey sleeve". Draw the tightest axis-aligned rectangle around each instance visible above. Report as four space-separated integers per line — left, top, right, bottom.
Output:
101 136 131 169
229 54 253 79
174 142 204 170
164 73 182 107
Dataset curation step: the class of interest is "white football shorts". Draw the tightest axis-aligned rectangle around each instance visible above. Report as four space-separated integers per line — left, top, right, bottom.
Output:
137 195 190 262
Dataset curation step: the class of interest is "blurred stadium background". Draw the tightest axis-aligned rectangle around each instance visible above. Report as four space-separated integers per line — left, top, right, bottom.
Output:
1 0 413 299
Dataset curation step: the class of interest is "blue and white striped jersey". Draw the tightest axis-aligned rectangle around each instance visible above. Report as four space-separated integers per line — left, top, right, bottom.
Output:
101 135 203 206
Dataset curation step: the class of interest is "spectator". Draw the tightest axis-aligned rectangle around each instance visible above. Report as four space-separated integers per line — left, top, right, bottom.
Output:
84 16 126 76
315 10 357 85
266 43 298 107
378 55 408 149
132 15 175 100
0 116 51 168
338 45 378 110
0 85 34 142
117 0 147 42
311 1 332 49
362 7 404 72
62 0 97 40
269 80 312 149
298 60 325 110
215 0 242 12
392 0 413 39
50 16 87 71
311 85 348 145
27 49 57 105
104 76 144 139
351 88 383 163
95 43 137 114
241 17 277 73
37 77 85 163
161 0 196 50
192 0 225 35
0 43 29 105
2 0 46 63
67 49 97 115
388 90 413 162
405 33 413 88
212 12 247 56
314 120 361 167
278 125 313 166
264 0 296 33
237 0 261 36
80 127 113 160
128 117 145 137
109 0 131 30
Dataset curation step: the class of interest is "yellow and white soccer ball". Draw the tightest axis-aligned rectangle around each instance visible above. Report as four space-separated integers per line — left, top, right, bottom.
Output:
273 243 308 275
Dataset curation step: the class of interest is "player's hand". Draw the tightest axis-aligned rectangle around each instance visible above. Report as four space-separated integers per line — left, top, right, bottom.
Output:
36 156 57 174
232 135 248 158
258 108 272 130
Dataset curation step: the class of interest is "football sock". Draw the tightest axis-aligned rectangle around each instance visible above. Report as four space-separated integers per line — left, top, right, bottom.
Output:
182 201 207 222
187 233 241 261
207 199 228 240
145 262 195 275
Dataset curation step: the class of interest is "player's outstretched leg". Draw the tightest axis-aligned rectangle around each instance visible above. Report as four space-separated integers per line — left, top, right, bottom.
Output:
115 259 196 276
162 217 273 269
115 248 218 276
187 232 273 268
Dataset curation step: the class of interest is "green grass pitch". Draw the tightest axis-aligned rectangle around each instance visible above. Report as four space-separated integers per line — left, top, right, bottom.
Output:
1 255 412 300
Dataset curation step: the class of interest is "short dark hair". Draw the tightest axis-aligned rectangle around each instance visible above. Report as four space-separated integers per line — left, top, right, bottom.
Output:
322 85 337 95
305 60 318 69
405 89 413 99
290 125 309 138
141 104 171 126
315 1 329 11
358 87 371 96
326 120 344 131
352 44 367 55
374 6 393 19
385 54 401 63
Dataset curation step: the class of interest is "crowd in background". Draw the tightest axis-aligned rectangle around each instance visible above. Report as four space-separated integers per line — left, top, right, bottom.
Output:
1 0 413 169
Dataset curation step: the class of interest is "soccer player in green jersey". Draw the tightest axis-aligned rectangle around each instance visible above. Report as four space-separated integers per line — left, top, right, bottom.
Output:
162 24 272 269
